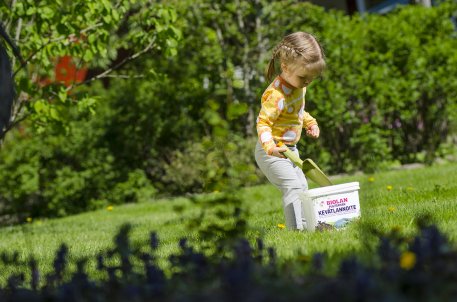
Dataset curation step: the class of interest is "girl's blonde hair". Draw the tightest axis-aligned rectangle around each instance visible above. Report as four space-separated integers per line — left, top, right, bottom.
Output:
266 32 325 82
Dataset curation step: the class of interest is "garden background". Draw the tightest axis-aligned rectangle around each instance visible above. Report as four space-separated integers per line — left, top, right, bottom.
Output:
0 0 457 300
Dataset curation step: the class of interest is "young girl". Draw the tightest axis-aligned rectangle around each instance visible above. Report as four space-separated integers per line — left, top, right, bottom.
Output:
254 32 325 230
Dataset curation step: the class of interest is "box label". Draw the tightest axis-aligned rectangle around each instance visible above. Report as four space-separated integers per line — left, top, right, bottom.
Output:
313 191 360 222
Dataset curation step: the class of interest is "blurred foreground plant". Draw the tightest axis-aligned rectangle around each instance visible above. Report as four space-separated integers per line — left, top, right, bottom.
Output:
2 216 457 301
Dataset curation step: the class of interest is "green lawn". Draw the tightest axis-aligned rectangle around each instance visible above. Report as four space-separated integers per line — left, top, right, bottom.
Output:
1 162 457 285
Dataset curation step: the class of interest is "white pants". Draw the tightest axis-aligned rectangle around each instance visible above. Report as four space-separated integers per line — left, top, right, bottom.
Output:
254 141 308 230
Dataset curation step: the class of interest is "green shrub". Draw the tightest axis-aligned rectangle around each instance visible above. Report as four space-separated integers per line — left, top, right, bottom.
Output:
160 135 263 194
109 169 156 204
0 113 157 222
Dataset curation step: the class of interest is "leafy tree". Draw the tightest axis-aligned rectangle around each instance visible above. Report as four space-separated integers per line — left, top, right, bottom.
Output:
0 0 180 139
0 0 181 221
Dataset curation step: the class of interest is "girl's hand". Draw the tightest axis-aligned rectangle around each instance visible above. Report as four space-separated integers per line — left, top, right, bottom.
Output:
306 125 320 138
270 146 287 158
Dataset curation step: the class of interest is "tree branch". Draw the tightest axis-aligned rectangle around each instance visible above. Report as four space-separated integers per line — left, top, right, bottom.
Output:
103 74 146 78
11 17 22 69
13 22 104 76
2 0 15 32
0 113 29 141
66 37 156 91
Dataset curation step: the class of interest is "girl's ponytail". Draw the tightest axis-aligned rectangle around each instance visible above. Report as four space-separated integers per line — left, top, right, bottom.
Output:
265 57 276 82
265 43 282 82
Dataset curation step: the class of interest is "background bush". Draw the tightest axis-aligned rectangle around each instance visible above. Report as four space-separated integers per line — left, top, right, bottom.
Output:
0 105 157 222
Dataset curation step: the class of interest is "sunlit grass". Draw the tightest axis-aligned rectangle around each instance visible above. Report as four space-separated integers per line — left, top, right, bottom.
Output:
1 162 456 284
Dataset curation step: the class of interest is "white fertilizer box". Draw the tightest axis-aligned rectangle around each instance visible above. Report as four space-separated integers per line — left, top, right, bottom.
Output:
301 182 361 232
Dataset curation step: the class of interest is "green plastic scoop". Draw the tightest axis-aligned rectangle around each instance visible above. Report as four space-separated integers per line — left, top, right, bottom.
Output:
277 142 332 187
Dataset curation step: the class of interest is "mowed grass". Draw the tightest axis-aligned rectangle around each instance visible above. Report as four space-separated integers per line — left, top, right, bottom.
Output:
1 162 457 284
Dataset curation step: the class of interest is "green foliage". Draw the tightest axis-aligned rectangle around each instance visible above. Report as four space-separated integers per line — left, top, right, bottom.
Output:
0 0 181 135
0 0 179 220
0 107 157 221
160 135 262 194
109 169 156 205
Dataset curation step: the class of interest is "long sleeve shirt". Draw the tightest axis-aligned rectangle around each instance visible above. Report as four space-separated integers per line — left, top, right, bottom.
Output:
256 75 318 155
